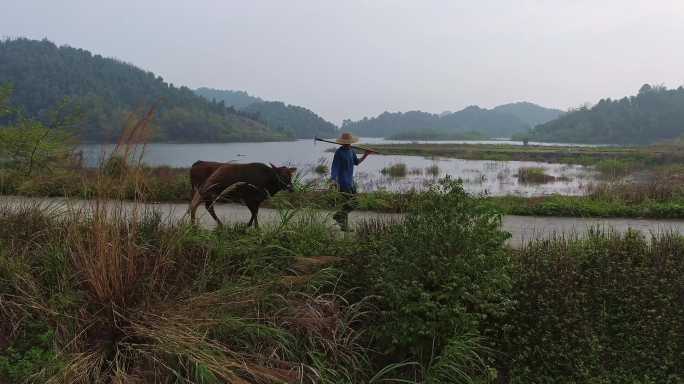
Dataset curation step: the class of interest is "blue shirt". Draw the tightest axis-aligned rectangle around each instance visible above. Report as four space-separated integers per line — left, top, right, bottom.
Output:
330 146 359 191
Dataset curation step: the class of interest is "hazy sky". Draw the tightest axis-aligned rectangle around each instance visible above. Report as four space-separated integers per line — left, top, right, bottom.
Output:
2 0 684 124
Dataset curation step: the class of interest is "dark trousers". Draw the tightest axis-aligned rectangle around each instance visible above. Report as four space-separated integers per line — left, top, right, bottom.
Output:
333 185 357 230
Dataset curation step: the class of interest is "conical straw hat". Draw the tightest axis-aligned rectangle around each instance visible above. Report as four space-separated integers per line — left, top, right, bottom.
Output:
335 132 359 144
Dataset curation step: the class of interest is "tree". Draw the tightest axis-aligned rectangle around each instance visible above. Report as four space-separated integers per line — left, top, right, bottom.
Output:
0 88 76 176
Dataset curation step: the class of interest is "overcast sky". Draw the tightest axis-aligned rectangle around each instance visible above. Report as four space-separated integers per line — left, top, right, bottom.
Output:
2 0 684 124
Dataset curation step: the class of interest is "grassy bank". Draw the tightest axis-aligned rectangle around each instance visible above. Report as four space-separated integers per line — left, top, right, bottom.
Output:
370 142 684 167
5 163 684 219
2 180 682 383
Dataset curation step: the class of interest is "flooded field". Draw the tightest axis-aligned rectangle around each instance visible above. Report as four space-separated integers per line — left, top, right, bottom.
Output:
80 138 599 196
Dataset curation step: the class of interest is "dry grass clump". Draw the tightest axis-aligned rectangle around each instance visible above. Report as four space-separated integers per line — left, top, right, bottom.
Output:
0 199 380 383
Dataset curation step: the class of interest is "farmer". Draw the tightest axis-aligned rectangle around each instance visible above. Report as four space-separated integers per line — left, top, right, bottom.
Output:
330 132 371 230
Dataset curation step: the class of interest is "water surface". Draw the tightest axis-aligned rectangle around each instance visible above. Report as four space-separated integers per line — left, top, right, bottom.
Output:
80 138 599 196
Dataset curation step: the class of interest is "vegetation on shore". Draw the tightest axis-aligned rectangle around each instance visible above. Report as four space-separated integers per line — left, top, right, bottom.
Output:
387 129 487 141
369 141 684 167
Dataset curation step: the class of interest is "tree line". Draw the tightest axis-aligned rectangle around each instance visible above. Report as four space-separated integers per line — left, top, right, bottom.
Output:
195 88 338 139
0 38 288 142
524 84 684 144
342 103 561 139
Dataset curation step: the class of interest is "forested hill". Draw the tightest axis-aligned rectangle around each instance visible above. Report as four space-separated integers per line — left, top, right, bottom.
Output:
342 103 560 139
0 38 288 142
195 88 263 110
492 102 563 127
194 88 338 138
528 84 684 144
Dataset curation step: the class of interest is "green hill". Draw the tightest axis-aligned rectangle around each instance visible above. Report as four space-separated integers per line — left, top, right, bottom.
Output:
194 87 263 110
341 103 559 139
492 102 563 127
242 101 338 138
527 84 684 144
194 88 338 138
0 38 288 142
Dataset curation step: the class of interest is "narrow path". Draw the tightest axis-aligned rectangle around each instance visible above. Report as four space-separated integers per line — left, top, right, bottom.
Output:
3 196 684 248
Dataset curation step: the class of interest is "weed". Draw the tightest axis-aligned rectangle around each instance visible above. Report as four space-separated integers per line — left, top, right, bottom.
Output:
380 163 408 178
425 164 440 177
595 158 633 178
517 167 557 183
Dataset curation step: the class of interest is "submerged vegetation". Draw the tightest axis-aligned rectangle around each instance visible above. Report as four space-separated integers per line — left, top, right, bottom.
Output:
380 163 408 178
371 142 684 167
516 167 559 184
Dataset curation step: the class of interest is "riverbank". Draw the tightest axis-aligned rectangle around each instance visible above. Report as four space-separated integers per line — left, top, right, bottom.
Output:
370 142 684 167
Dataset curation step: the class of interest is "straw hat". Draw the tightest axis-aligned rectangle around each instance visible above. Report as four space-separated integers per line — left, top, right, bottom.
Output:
335 132 359 144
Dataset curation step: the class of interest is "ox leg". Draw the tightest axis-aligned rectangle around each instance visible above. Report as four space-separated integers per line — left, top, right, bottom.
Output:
189 191 203 225
205 201 223 227
246 200 260 229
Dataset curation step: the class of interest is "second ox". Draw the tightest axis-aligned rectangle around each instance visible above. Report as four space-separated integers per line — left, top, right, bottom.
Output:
189 161 297 228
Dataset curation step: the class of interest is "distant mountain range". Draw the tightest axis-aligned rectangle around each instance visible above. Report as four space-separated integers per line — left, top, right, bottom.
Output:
194 88 338 138
342 103 563 139
18 38 678 146
0 38 287 142
523 84 684 144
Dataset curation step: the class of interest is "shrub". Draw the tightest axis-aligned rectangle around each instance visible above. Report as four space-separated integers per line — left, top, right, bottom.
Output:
347 178 511 367
492 230 684 383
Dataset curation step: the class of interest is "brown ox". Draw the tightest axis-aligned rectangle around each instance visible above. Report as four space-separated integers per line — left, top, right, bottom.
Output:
189 161 296 227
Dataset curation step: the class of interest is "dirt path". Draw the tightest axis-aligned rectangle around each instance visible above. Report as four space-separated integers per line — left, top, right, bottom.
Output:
4 196 684 248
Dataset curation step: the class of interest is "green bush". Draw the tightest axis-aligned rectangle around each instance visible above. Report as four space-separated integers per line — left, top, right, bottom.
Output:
348 178 511 364
492 230 684 383
0 321 60 382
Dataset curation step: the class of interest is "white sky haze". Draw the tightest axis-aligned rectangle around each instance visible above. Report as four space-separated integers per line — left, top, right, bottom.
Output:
2 0 684 123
